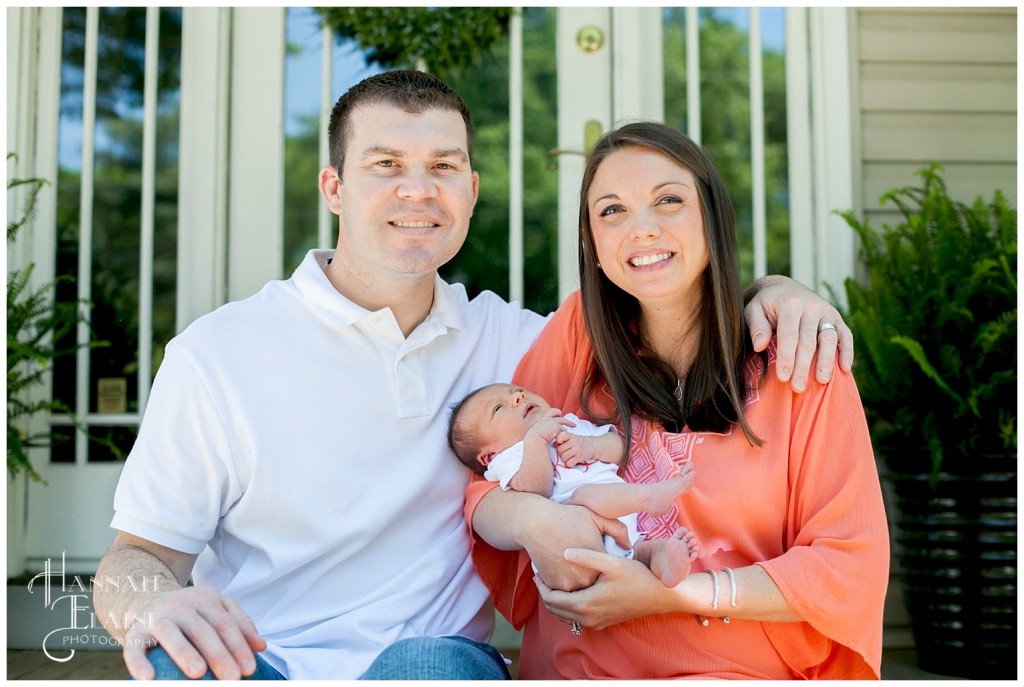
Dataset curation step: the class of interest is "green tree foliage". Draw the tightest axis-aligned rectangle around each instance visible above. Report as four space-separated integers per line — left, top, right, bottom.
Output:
663 9 791 281
283 112 322 272
443 8 560 314
300 7 561 314
295 9 791 314
316 7 515 79
58 7 182 121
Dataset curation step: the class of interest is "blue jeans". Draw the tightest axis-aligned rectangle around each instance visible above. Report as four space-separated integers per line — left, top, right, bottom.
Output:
360 635 511 680
142 646 285 680
142 636 509 680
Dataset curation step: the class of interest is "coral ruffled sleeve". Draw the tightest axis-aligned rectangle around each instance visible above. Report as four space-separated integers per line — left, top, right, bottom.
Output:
463 293 595 628
755 365 890 678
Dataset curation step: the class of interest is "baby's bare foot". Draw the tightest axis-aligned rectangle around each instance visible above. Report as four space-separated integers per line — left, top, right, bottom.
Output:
677 461 695 494
650 527 700 587
641 467 694 515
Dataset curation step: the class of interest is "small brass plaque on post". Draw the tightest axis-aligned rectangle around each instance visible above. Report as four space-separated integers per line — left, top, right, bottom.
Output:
97 378 127 414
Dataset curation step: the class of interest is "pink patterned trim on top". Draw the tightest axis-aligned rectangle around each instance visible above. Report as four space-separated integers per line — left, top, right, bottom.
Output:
622 342 776 541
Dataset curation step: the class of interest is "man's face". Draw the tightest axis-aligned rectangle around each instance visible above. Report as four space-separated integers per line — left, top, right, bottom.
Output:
329 103 479 282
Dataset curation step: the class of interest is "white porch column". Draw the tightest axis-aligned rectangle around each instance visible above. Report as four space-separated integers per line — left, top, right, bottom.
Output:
177 7 231 331
809 8 857 305
177 8 285 330
227 7 285 302
556 8 666 303
788 8 857 303
7 5 37 579
6 6 64 577
611 7 664 124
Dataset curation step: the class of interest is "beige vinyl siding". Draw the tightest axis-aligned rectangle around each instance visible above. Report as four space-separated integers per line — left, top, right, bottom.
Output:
854 7 1016 229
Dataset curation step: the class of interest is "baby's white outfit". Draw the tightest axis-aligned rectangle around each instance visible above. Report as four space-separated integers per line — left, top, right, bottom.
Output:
484 413 641 558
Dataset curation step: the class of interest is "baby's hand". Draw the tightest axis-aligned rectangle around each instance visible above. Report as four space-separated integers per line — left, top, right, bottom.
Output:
527 409 576 445
556 433 597 468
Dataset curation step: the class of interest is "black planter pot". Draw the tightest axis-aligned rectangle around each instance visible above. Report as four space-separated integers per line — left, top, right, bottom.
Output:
889 456 1017 680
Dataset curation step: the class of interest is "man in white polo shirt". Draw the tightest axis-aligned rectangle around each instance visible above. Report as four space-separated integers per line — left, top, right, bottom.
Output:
93 70 852 680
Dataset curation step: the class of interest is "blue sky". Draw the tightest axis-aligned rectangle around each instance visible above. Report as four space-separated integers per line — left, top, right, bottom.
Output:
284 8 381 137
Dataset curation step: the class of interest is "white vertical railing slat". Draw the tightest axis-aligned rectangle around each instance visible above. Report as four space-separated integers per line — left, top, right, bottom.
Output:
138 7 159 413
176 8 231 331
75 7 100 463
319 23 333 251
508 10 524 304
749 8 767 278
686 7 701 144
785 9 815 289
227 8 285 300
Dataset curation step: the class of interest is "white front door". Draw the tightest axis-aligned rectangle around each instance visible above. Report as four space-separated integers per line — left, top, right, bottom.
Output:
10 7 187 574
554 7 664 300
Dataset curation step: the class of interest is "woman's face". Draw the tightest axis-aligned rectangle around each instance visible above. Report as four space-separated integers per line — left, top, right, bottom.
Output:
587 146 710 308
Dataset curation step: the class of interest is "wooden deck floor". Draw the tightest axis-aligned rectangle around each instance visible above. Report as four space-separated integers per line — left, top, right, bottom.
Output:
7 649 128 680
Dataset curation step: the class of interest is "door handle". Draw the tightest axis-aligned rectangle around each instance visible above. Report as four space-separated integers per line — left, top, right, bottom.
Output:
547 147 587 157
547 120 604 169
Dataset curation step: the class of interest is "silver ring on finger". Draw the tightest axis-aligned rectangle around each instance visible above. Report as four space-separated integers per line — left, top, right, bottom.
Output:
570 620 582 636
817 322 838 335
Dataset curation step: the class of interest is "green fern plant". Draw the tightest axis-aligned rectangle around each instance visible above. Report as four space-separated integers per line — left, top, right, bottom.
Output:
834 164 1017 484
7 154 107 481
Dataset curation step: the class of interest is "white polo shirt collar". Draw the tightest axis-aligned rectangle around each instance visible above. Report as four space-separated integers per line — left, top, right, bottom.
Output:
291 249 466 334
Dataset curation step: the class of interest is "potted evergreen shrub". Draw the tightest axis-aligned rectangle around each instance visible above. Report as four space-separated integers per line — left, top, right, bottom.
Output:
836 164 1017 679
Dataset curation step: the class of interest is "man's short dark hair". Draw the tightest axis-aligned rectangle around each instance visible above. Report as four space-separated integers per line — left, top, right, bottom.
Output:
327 70 475 179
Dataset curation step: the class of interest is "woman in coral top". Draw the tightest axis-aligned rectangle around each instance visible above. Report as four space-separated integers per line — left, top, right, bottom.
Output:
466 122 889 679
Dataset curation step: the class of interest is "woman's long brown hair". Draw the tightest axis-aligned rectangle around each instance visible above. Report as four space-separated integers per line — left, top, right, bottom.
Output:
577 122 765 464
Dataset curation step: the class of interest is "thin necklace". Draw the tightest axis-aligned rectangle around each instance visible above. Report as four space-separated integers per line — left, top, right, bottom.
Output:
646 336 685 402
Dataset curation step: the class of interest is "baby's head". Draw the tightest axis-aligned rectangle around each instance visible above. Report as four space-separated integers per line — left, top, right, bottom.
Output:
447 383 552 475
